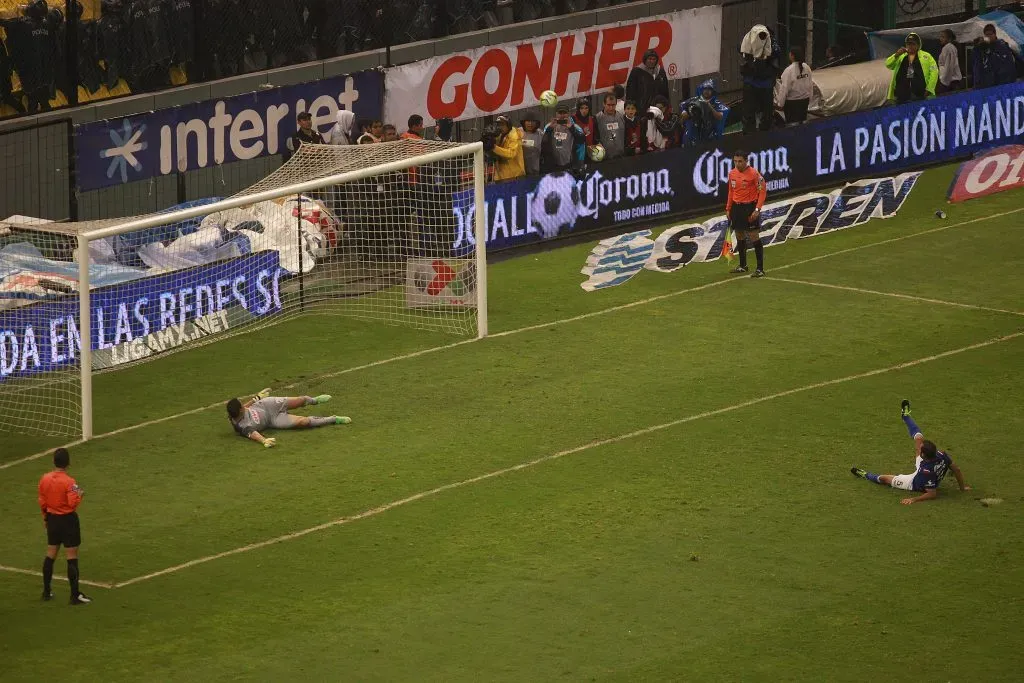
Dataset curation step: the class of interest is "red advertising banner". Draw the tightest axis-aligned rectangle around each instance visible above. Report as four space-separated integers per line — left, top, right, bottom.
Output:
947 145 1024 203
383 5 722 127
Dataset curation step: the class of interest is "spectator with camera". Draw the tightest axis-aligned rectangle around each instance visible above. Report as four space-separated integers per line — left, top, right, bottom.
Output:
886 33 938 104
645 95 677 152
594 93 626 161
775 48 813 123
680 78 728 145
972 23 1017 90
541 105 586 173
626 49 669 112
491 115 525 181
519 112 543 176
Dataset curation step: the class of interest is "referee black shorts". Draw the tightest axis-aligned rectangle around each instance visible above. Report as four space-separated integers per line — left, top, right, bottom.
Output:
729 201 762 240
45 512 81 548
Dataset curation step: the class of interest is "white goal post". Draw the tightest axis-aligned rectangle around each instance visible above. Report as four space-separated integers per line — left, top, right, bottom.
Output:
0 140 487 440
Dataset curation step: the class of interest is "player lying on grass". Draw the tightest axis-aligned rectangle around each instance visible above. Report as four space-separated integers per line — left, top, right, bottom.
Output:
851 400 969 505
227 389 351 448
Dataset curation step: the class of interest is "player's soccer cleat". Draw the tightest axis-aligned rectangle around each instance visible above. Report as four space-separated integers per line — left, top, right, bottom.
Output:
70 593 91 605
850 467 867 478
41 589 53 601
751 269 766 278
730 266 748 274
334 416 352 425
901 399 911 416
313 394 332 405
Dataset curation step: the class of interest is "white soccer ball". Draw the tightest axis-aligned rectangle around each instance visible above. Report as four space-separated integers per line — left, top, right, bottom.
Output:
540 90 558 108
588 144 606 162
530 172 581 239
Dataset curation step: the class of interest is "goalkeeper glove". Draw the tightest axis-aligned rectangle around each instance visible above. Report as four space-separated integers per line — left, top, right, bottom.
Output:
254 387 271 401
262 437 277 449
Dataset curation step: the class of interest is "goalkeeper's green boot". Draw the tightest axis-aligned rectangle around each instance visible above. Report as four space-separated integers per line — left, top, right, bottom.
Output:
313 394 332 405
334 416 352 425
901 399 911 417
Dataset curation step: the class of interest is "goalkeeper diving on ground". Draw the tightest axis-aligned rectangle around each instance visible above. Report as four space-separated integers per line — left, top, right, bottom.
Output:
227 389 351 448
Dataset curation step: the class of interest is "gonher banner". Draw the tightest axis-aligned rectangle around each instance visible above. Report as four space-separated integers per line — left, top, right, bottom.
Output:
465 81 1024 256
947 144 1024 203
0 251 283 381
75 71 384 191
580 173 921 291
384 5 722 126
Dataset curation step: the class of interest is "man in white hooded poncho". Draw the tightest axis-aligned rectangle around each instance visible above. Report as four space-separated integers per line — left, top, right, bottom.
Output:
328 110 356 145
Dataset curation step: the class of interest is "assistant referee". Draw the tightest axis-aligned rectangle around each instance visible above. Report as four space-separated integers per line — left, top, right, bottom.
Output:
38 448 90 605
726 150 768 277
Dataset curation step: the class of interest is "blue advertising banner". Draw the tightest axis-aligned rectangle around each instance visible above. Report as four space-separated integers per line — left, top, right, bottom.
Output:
459 81 1024 255
75 71 384 191
0 251 283 381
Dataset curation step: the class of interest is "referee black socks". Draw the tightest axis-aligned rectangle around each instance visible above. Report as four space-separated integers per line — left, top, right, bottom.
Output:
42 556 54 592
67 558 80 597
753 240 765 271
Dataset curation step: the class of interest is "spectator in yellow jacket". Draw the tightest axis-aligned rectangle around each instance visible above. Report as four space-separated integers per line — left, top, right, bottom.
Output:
886 33 938 104
492 115 525 181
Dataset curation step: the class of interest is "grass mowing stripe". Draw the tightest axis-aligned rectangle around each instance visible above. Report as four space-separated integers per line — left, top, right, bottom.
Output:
4 204 1019 474
105 330 1023 589
769 277 1024 317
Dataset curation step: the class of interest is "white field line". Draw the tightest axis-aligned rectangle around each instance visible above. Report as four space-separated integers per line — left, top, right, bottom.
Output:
98 329 1020 589
3 205 1018 474
770 277 1024 317
0 563 114 589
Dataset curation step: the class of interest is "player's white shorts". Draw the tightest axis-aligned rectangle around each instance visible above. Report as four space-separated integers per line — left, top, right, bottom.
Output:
890 473 917 491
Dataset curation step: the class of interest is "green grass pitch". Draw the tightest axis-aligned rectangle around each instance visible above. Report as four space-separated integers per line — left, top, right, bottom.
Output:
1 161 1022 681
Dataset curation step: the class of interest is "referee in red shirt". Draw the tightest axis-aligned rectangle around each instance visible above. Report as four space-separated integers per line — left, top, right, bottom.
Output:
725 150 768 277
38 448 90 604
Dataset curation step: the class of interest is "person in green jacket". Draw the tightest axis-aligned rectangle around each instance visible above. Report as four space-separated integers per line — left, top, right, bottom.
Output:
886 33 938 103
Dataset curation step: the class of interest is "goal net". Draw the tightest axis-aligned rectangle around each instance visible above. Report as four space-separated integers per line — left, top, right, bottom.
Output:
0 140 487 438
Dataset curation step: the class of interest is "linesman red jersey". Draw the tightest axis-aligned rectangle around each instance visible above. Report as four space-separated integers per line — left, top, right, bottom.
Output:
38 470 82 518
725 165 767 213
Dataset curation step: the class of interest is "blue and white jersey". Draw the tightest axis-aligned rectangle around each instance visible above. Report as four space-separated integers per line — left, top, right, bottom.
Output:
910 451 953 491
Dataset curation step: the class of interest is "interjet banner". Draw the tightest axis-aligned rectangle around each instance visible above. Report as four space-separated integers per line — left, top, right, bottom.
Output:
0 251 283 381
75 71 384 191
580 173 921 291
384 5 722 127
461 82 1024 256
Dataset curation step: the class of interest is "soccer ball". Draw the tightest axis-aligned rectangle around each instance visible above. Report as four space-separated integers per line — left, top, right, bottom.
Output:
540 90 558 107
588 144 606 162
530 172 581 239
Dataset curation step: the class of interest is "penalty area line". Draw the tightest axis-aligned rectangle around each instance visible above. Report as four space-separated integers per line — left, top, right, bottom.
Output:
0 563 114 589
3 204 1019 473
109 329 1024 589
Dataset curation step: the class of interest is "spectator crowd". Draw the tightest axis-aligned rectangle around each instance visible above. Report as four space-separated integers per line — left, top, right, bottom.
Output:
0 0 643 114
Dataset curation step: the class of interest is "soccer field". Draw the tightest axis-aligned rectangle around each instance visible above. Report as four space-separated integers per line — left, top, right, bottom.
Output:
1 161 1022 681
